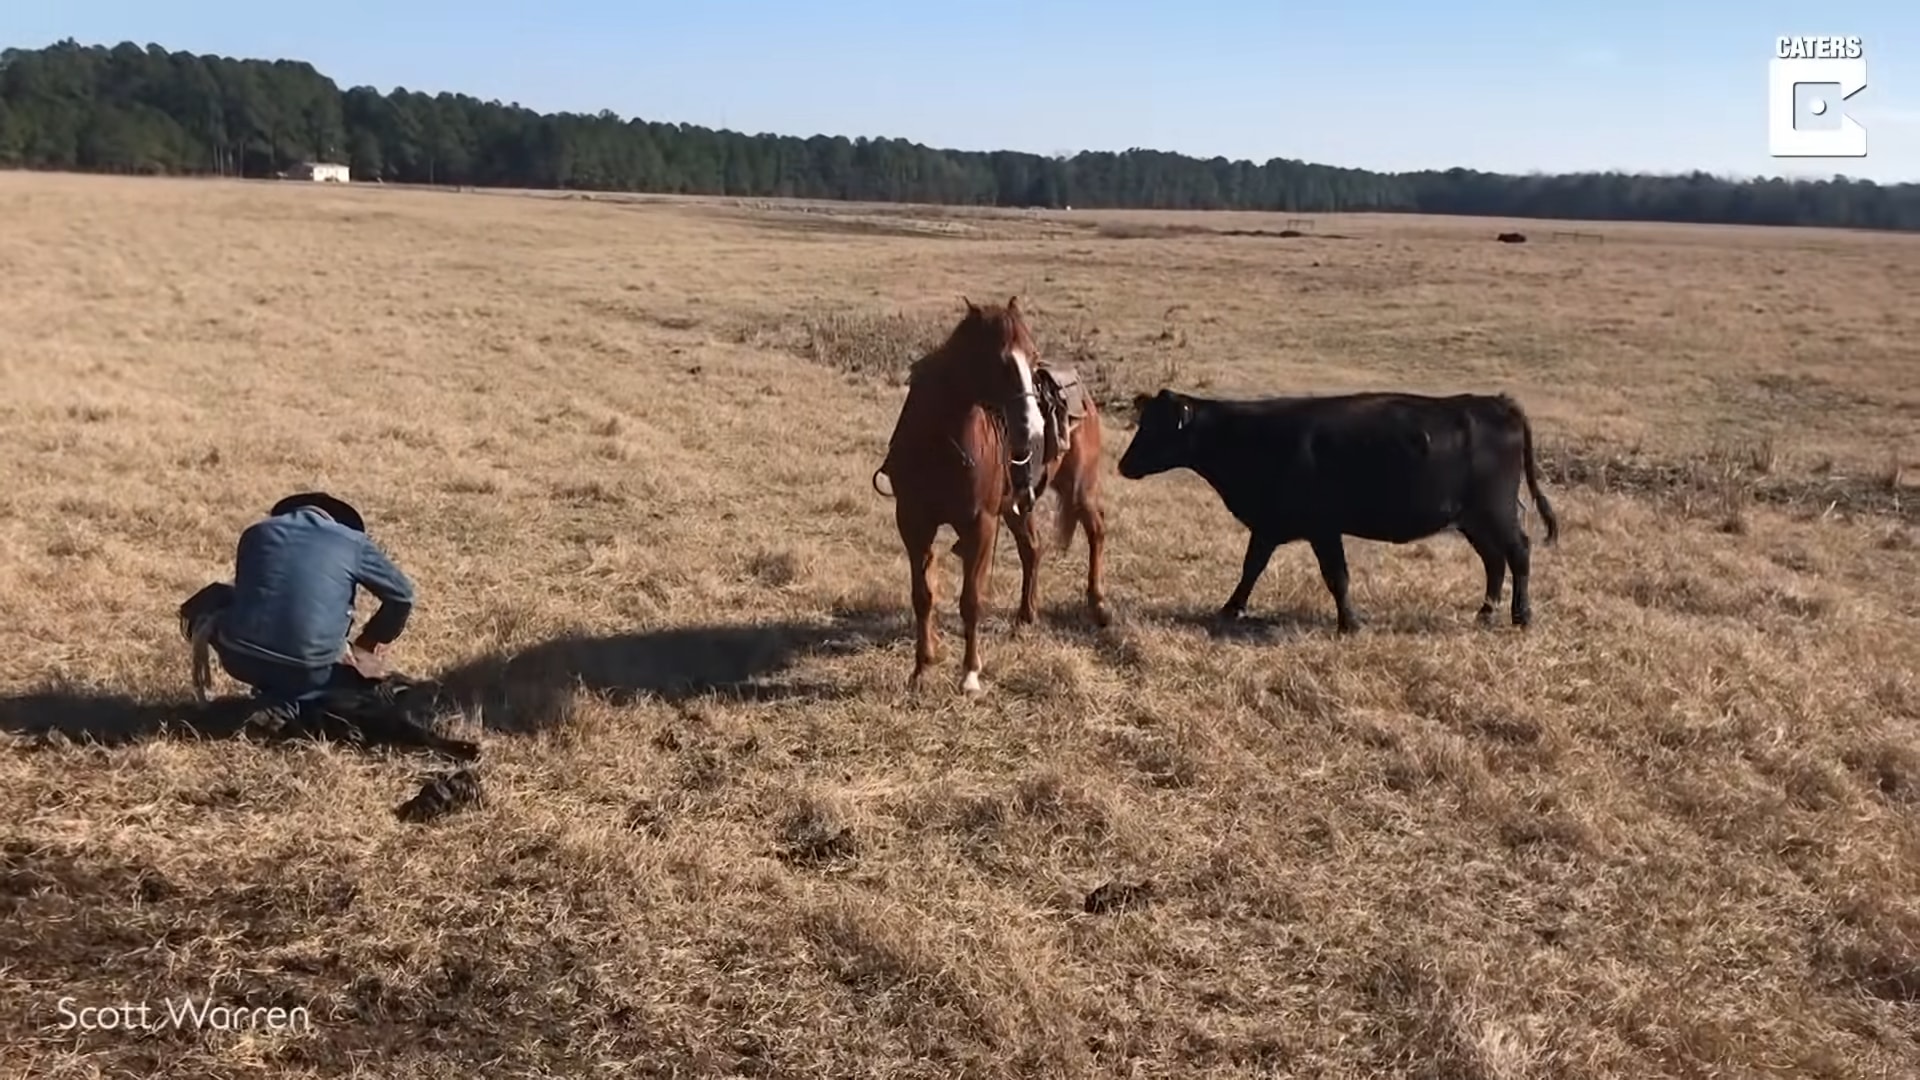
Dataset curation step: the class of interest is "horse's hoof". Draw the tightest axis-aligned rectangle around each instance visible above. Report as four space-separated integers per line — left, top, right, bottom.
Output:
961 670 984 695
1089 602 1113 628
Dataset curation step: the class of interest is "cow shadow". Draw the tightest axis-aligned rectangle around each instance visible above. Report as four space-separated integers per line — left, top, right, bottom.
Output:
434 609 901 734
1146 604 1456 641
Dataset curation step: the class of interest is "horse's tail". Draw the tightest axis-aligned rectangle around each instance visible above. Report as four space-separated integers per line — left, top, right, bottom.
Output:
1049 484 1077 551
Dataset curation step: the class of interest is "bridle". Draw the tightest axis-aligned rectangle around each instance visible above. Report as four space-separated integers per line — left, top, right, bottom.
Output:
1007 386 1040 472
944 388 1043 477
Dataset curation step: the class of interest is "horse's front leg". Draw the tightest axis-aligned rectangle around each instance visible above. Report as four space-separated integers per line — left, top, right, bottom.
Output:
1004 507 1042 632
899 513 940 688
955 514 998 695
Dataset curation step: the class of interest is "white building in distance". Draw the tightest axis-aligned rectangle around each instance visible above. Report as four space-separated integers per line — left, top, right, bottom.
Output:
288 161 350 183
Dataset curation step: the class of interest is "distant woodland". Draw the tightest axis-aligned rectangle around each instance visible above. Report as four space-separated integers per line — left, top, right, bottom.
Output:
4 38 1918 230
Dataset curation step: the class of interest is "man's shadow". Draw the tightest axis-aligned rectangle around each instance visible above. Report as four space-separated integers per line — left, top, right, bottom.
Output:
0 607 905 750
0 688 260 749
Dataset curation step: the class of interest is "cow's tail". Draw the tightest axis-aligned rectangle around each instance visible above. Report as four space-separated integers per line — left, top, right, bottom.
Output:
1513 399 1559 546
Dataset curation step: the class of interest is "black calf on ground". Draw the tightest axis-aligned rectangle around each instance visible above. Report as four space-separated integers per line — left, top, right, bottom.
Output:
1117 387 1560 632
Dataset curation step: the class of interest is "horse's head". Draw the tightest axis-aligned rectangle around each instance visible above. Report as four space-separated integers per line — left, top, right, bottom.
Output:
948 295 1048 515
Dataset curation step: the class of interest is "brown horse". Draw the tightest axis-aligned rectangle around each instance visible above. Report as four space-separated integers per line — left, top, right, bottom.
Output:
871 296 1111 694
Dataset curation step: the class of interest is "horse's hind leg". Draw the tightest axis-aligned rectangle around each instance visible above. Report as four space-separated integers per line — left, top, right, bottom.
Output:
899 512 940 687
955 514 998 694
1078 493 1112 627
1056 452 1112 628
1048 416 1115 629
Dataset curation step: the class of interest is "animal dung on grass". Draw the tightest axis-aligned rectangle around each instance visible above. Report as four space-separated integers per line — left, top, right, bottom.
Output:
394 767 485 823
1084 879 1155 914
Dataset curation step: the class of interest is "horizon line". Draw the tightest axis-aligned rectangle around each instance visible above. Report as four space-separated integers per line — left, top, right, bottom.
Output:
5 34 1911 189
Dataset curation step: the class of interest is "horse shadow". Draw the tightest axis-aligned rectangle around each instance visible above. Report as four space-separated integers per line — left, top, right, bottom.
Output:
434 609 901 734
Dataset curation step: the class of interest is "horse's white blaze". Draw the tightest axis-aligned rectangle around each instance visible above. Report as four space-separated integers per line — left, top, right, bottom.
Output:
1011 346 1045 472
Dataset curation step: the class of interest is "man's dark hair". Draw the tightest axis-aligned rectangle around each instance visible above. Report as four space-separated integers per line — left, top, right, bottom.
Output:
269 492 366 533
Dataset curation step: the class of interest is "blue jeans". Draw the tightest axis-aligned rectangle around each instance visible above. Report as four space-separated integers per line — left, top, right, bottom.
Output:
212 639 350 706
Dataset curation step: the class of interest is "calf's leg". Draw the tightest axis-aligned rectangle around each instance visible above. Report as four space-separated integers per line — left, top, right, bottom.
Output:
1506 526 1534 628
1460 524 1508 627
1308 534 1360 634
1220 532 1279 620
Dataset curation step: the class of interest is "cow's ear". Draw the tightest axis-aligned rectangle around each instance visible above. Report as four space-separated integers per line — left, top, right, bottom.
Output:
1131 392 1152 414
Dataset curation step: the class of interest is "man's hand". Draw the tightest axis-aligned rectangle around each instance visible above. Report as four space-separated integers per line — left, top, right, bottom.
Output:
346 640 390 678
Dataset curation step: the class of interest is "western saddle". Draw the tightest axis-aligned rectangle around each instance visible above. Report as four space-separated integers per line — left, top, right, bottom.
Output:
1034 363 1089 466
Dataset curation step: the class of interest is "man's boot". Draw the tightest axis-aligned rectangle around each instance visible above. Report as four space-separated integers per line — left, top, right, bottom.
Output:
241 697 304 740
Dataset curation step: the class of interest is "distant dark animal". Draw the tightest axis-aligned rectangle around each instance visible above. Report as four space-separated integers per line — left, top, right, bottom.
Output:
1496 232 1527 243
870 296 1112 693
1116 388 1559 632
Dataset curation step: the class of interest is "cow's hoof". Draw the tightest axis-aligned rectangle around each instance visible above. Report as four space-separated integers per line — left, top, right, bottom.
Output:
1215 605 1243 623
961 670 984 695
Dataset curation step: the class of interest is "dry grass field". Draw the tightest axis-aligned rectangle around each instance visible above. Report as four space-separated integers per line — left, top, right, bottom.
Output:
3 169 1920 1079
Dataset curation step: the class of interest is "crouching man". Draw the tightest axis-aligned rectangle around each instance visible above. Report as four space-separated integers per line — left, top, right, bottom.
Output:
179 491 415 723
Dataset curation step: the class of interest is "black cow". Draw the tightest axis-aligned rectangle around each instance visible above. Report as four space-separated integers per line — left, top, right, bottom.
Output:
1117 388 1560 633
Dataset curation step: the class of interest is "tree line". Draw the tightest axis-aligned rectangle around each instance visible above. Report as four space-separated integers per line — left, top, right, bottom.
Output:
4 38 1918 231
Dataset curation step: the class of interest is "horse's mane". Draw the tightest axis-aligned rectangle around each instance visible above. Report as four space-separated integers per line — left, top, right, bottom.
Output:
906 296 1038 389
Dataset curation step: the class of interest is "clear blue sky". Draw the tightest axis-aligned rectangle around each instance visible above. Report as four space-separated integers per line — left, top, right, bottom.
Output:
11 1 1920 182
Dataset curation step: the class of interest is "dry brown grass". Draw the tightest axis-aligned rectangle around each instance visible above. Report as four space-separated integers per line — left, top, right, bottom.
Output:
2 170 1918 1078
